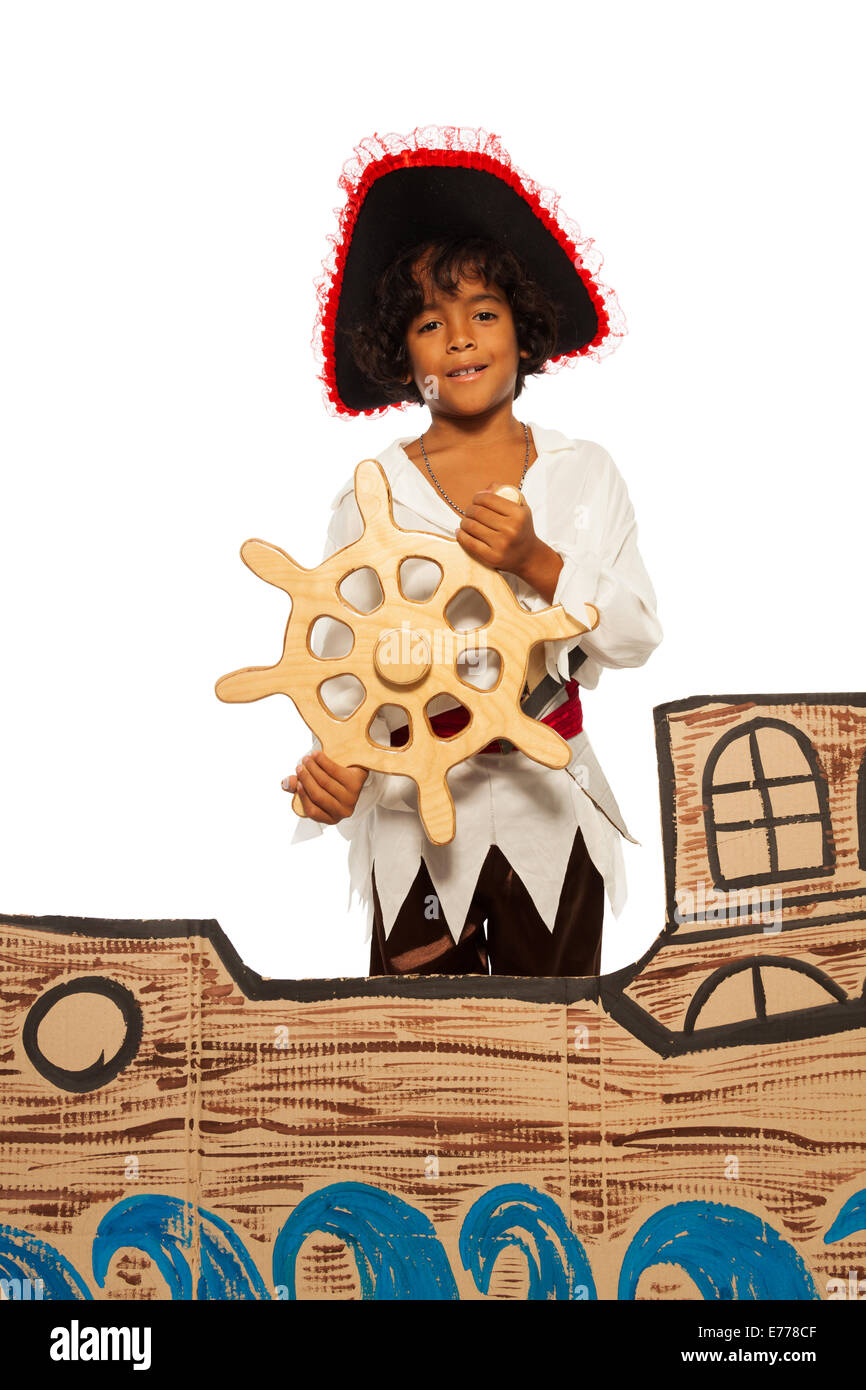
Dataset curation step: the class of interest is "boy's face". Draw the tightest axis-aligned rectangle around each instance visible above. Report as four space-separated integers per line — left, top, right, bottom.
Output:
403 260 529 417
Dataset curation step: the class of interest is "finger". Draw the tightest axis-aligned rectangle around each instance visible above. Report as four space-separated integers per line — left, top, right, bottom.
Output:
281 774 297 792
296 782 334 824
465 501 519 531
459 515 500 544
296 761 345 820
471 488 515 514
312 749 366 786
301 754 353 806
455 526 497 564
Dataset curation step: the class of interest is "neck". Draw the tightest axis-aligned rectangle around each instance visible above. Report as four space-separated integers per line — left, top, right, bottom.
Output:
422 398 525 452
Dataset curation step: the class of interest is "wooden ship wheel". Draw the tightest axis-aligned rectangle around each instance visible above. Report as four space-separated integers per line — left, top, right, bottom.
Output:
215 459 599 845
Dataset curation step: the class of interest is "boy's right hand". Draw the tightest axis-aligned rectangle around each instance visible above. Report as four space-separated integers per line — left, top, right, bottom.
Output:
281 750 369 825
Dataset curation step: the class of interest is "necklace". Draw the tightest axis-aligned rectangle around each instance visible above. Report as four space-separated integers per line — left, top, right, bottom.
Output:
418 421 530 518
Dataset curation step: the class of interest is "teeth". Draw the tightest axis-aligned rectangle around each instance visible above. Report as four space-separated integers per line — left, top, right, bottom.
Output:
451 367 483 376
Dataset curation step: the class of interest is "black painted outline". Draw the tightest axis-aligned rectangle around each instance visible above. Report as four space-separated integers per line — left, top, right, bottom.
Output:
2 691 865 1059
683 955 847 1035
600 986 866 1058
595 692 866 1053
702 717 835 890
1 911 598 1005
3 900 865 1059
653 693 866 937
22 975 144 1093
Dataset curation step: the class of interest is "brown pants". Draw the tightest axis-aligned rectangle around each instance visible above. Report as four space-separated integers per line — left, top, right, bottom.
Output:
369 827 603 978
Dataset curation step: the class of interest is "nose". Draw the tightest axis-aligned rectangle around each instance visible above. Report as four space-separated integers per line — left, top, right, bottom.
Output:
447 325 476 352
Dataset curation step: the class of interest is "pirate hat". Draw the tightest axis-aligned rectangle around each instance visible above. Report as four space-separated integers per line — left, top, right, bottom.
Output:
314 126 626 418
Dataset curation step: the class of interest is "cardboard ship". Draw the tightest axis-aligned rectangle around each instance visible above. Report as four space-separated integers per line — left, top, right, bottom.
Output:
2 692 865 1301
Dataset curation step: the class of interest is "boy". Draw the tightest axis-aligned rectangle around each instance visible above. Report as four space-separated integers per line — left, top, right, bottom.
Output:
285 129 662 977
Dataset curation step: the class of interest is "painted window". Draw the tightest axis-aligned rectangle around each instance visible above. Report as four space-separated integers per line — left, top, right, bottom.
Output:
684 956 845 1034
702 717 834 889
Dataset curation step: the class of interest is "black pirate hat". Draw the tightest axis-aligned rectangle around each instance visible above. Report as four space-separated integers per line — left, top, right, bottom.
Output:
315 126 626 417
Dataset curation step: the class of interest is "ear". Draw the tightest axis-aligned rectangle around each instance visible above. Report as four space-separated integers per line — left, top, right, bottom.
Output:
518 347 530 360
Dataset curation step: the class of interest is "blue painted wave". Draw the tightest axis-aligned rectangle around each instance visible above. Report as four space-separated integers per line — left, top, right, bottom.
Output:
618 1200 818 1300
6 1185 842 1301
459 1183 597 1299
273 1181 458 1300
92 1194 269 1300
824 1187 866 1244
0 1223 92 1300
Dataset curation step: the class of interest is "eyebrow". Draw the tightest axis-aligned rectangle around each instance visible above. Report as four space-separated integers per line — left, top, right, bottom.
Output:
417 290 503 314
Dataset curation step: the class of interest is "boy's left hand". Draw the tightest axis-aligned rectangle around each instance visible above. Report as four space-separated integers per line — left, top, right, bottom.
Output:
455 483 540 580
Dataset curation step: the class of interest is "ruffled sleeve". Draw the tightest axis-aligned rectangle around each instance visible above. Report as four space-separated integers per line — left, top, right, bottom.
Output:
542 446 663 688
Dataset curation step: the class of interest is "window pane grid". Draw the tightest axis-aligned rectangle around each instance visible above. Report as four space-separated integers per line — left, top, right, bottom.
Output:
703 718 834 889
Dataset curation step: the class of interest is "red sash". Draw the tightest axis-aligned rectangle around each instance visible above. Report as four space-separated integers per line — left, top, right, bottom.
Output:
389 679 583 754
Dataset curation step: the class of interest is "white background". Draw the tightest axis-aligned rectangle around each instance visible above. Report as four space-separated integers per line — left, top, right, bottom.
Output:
1 1 863 980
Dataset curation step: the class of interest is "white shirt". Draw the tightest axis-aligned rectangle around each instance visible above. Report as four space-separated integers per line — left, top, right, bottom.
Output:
290 422 663 945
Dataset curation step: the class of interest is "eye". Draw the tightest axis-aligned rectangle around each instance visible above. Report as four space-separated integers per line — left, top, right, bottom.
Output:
417 319 441 334
475 310 497 321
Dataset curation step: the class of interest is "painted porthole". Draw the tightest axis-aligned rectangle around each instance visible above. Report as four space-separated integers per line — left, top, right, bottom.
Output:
22 976 143 1093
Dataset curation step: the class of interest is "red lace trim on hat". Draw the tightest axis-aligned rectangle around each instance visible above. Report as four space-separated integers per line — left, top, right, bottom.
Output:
312 126 627 419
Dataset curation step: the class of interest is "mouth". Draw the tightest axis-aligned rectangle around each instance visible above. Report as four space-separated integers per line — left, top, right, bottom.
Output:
446 364 488 381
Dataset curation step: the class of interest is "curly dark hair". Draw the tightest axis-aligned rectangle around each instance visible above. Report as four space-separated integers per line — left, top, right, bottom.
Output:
345 236 559 406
